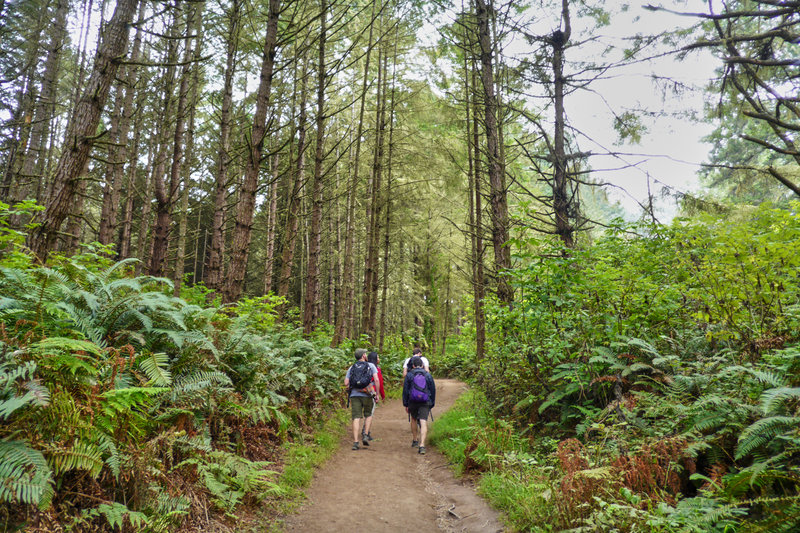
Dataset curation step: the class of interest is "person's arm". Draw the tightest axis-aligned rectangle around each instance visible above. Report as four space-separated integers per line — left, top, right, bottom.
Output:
423 356 430 373
371 369 380 402
428 374 436 407
402 358 408 378
344 366 351 388
402 375 409 407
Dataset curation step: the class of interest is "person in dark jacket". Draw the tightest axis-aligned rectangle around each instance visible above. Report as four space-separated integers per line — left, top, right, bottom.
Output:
402 356 436 454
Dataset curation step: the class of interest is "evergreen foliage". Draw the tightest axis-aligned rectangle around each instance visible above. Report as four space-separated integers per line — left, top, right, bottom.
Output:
439 201 800 531
0 232 390 530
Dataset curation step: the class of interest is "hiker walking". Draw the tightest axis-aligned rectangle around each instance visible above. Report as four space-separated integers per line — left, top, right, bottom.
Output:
402 346 430 378
362 351 385 443
345 348 380 450
402 355 436 455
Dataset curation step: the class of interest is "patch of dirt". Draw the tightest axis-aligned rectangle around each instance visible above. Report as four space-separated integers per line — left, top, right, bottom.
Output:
278 379 507 532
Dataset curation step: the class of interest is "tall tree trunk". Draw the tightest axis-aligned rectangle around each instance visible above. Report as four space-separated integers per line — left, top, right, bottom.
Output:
263 153 280 294
223 0 280 303
1 5 48 203
62 163 87 254
98 3 144 246
360 45 382 339
362 45 388 340
378 40 398 352
303 0 328 335
18 0 69 204
174 16 203 295
150 5 198 276
333 1 377 345
135 138 156 275
205 0 241 291
476 0 512 304
552 0 574 248
471 65 486 359
119 76 146 259
27 0 139 260
278 55 309 302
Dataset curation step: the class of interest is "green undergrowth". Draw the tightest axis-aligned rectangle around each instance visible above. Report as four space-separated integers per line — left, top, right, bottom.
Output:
278 409 349 499
0 207 415 532
238 409 349 532
437 203 800 532
430 389 559 532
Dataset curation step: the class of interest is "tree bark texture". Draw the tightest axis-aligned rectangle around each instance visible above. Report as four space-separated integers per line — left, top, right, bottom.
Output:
98 3 144 246
333 1 376 345
150 5 199 277
206 0 241 291
278 55 309 302
303 0 328 335
223 0 280 303
551 0 575 248
476 0 513 304
27 0 139 260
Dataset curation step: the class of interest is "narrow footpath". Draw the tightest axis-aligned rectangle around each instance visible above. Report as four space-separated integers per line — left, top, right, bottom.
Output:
279 379 506 532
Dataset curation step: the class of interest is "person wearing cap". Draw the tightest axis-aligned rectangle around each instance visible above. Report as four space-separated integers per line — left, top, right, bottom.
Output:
402 355 436 454
345 348 380 450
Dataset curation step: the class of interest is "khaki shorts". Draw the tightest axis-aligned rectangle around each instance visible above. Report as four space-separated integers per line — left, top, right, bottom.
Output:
350 396 374 419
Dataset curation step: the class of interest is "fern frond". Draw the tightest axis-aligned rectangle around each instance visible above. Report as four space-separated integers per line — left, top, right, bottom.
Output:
137 352 172 386
96 432 121 479
0 360 37 387
172 371 232 396
101 387 167 415
726 365 787 388
736 416 800 460
760 387 800 414
623 337 662 357
0 440 54 508
101 257 140 281
31 337 103 357
91 502 150 530
49 440 104 478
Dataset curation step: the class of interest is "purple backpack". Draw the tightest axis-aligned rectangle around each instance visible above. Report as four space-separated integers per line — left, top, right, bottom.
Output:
409 371 429 403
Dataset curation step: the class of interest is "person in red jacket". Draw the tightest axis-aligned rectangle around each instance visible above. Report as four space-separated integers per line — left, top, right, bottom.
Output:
363 351 385 442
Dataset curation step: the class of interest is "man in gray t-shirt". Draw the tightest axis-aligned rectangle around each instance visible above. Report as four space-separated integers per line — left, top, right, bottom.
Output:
345 348 380 450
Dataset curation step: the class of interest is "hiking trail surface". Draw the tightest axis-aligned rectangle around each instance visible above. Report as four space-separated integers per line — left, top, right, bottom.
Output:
279 378 507 532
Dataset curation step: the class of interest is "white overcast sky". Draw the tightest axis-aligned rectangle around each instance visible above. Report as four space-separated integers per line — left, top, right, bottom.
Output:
420 0 719 220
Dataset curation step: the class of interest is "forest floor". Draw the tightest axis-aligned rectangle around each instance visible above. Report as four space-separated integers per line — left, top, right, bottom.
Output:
276 379 507 532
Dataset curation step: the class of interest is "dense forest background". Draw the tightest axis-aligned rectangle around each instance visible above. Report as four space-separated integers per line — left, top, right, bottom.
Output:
1 0 798 530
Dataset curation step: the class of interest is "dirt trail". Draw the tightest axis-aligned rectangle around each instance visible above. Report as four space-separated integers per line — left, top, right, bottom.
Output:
279 379 506 532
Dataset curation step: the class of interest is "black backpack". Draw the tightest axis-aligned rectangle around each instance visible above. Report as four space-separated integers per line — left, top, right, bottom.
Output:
349 361 372 391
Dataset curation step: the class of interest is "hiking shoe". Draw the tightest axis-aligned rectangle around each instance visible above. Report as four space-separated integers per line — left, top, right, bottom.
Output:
418 446 426 455
362 436 370 446
411 440 419 448
363 433 373 441
352 442 360 450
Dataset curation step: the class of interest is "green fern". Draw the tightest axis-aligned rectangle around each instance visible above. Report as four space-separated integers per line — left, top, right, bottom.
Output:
759 387 800 413
171 371 232 397
736 494 800 533
0 360 49 419
49 439 104 478
137 352 172 386
81 502 150 530
101 386 167 415
0 440 54 509
736 416 800 460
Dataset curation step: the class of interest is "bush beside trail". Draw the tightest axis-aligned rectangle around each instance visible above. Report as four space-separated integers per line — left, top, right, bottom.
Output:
435 203 800 532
